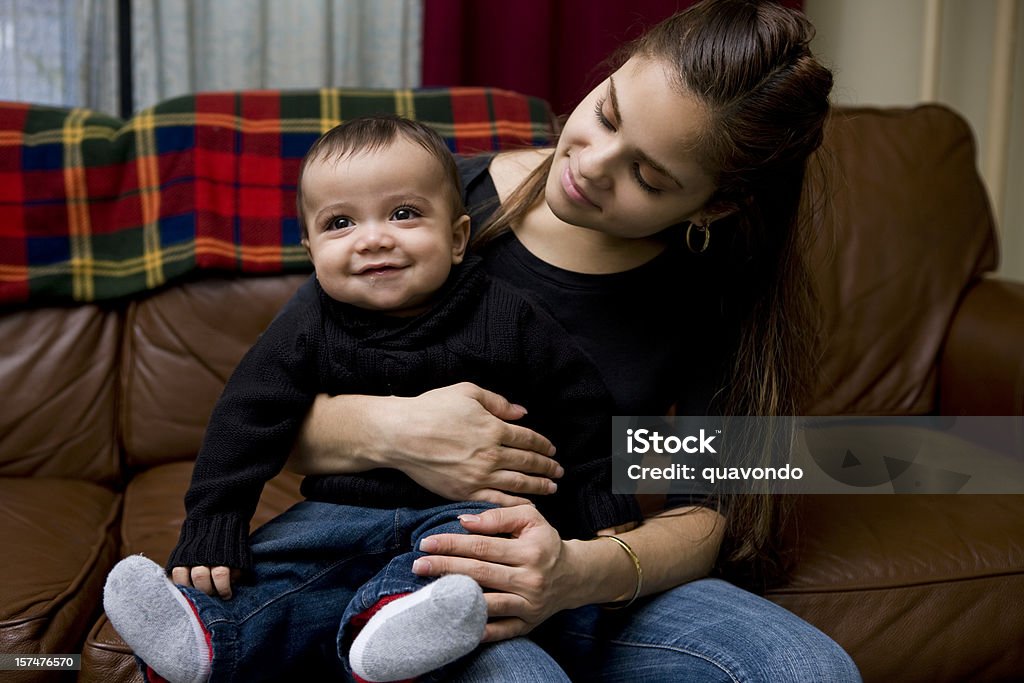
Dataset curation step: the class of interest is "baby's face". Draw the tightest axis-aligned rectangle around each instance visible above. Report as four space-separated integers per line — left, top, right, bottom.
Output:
300 138 469 316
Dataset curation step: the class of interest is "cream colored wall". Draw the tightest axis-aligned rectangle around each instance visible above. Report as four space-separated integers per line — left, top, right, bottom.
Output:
804 0 1024 282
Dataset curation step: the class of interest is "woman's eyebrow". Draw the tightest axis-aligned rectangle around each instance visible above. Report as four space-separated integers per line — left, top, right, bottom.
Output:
608 76 685 190
608 75 624 125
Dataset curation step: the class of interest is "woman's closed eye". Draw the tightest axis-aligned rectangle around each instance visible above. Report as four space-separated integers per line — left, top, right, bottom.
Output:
595 97 663 196
594 97 615 131
633 165 661 195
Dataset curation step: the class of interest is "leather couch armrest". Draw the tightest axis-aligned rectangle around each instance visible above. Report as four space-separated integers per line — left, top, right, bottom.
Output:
940 277 1024 415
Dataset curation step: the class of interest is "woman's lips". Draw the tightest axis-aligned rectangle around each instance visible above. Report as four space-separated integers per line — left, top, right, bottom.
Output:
561 163 599 209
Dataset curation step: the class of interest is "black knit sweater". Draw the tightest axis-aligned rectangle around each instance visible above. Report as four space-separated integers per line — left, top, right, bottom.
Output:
167 256 641 571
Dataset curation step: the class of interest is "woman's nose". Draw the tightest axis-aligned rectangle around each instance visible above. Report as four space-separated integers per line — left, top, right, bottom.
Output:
577 143 616 190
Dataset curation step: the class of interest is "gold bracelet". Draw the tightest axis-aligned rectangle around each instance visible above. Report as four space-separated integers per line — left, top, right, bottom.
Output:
601 535 643 609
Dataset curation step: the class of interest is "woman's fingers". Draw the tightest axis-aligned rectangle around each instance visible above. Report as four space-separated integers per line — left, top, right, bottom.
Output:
492 445 564 479
411 554 518 592
500 422 556 458
465 489 532 507
466 384 529 422
460 382 556 456
418 529 517 564
481 594 544 641
482 590 526 618
418 506 542 554
483 618 532 642
466 447 561 504
487 465 558 496
413 506 555 583
457 504 543 535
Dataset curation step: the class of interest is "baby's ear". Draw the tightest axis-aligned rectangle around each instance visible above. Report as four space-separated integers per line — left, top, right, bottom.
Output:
301 236 313 262
450 214 471 264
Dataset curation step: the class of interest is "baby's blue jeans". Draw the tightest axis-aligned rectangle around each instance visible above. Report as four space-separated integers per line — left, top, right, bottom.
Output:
166 500 861 682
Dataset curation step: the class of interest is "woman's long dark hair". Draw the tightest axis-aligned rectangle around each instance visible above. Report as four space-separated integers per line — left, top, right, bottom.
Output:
474 0 834 587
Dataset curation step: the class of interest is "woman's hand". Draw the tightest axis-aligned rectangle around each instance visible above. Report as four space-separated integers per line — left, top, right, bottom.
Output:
391 384 563 506
291 383 563 507
410 505 728 642
411 505 586 641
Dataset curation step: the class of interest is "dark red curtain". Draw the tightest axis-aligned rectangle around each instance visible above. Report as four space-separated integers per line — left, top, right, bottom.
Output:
422 0 803 117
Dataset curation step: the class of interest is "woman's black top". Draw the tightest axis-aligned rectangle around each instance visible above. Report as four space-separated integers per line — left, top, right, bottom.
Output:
458 154 732 418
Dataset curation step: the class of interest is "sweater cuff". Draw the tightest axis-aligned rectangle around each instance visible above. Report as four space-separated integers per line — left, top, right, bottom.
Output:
166 515 252 571
566 459 644 537
579 488 643 537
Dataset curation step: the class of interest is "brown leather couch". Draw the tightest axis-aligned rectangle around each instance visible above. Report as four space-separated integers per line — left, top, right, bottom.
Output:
2 102 1022 682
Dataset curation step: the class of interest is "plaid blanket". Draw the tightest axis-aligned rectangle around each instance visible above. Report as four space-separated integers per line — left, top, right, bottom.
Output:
0 88 556 305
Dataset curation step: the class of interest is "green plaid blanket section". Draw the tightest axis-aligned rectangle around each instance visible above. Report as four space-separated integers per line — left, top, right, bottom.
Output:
0 87 556 305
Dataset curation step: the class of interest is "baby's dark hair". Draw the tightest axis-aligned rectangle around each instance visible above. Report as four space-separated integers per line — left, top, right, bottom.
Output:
296 115 466 238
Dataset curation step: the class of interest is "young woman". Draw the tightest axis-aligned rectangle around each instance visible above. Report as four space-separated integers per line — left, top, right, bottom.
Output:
287 0 861 679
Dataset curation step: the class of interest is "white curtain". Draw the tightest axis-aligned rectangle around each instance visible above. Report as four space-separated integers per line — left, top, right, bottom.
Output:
0 0 119 114
130 0 422 111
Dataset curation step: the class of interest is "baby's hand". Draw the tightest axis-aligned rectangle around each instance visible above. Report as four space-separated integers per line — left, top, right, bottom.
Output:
171 565 240 600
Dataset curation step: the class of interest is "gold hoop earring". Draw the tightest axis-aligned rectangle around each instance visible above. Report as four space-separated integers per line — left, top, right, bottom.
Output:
685 221 711 254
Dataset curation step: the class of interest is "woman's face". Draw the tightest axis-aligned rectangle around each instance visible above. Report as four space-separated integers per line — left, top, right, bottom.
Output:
546 56 721 239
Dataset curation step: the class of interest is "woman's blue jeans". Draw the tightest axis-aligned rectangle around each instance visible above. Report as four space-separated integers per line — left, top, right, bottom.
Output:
170 501 861 682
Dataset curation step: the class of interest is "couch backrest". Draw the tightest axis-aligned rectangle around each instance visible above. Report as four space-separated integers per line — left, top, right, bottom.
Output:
122 275 307 469
807 105 997 415
0 305 121 483
0 96 1001 479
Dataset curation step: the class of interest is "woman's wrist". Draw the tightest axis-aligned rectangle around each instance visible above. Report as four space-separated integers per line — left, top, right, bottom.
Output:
345 394 407 469
289 394 400 474
599 535 643 609
559 508 725 610
559 536 643 609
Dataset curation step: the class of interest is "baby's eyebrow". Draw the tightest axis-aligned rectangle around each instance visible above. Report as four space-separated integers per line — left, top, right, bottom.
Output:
314 202 353 223
388 193 433 206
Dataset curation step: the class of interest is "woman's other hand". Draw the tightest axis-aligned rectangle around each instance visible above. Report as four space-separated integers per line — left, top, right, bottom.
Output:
289 383 562 507
411 505 586 641
411 505 726 642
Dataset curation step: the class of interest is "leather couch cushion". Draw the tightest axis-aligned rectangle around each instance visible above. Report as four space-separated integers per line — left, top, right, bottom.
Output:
80 462 302 683
769 494 1024 682
119 461 303 560
121 274 308 469
0 478 120 668
807 106 997 415
0 305 120 483
940 278 1024 415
